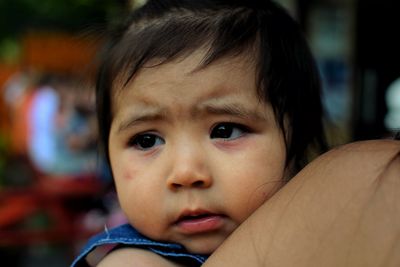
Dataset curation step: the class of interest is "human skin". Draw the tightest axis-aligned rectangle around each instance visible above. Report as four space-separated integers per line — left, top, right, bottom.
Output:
203 139 400 267
107 50 287 255
98 247 186 267
99 140 400 266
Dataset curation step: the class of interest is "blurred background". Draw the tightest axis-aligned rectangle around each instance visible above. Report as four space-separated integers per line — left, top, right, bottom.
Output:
0 0 399 266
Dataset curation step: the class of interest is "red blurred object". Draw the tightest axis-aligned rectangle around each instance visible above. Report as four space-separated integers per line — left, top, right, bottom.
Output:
0 172 104 246
22 32 99 75
0 31 105 248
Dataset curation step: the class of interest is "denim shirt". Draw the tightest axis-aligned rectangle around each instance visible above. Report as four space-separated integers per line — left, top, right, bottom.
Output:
71 224 208 266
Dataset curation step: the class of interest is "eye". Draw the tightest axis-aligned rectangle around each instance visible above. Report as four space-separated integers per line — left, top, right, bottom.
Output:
128 133 165 150
210 123 249 140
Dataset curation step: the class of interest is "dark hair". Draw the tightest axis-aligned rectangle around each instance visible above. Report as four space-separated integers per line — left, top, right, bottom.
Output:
96 0 328 176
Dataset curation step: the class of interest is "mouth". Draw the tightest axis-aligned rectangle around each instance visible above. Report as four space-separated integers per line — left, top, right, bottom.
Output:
174 210 226 234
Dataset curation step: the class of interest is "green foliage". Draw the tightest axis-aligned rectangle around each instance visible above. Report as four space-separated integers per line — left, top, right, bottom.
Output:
0 0 128 40
0 38 21 63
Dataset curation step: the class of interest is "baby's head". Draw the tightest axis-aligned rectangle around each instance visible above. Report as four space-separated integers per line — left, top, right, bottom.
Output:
96 0 327 254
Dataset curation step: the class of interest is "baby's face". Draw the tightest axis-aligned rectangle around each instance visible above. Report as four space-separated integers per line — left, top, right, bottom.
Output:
108 50 287 254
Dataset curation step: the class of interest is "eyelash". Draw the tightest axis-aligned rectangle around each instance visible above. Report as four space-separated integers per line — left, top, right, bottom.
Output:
127 132 165 151
127 122 251 151
210 122 251 140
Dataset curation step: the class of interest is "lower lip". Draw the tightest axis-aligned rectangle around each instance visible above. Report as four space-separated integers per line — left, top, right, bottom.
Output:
176 215 225 234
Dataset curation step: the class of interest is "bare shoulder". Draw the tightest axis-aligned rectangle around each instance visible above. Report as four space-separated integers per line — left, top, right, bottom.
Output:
305 139 400 175
330 139 400 155
97 247 185 267
203 139 400 267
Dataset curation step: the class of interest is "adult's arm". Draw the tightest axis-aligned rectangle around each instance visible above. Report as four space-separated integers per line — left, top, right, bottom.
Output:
97 247 186 267
203 140 400 267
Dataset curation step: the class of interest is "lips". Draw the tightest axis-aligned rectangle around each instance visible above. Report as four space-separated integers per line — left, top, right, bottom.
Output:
174 210 225 234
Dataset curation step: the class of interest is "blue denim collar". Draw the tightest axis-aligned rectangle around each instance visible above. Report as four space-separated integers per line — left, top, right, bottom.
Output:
71 224 208 266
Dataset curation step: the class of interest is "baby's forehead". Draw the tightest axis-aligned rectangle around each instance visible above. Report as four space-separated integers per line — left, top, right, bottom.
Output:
110 50 265 117
114 47 258 92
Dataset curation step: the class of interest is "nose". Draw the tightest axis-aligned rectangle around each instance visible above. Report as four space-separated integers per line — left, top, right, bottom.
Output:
166 142 213 191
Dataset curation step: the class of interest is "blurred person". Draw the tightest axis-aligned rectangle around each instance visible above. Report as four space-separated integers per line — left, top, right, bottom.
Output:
2 69 37 158
1 69 40 186
28 74 99 177
385 77 400 134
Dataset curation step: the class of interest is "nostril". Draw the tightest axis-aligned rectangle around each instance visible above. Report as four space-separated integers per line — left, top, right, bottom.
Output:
192 180 204 187
167 173 212 190
171 183 182 189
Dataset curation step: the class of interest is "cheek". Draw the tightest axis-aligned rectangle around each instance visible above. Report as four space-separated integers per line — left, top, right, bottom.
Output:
228 179 282 224
224 147 285 222
112 161 147 218
112 159 167 236
111 151 143 185
121 166 137 180
111 160 139 200
115 175 161 234
247 150 286 202
244 175 281 208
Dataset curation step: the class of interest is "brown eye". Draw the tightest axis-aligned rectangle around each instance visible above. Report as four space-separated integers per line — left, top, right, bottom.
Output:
129 133 164 150
210 123 248 140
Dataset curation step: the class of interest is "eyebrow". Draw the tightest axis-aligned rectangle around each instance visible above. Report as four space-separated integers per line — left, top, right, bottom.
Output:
116 101 268 133
195 102 269 122
117 108 167 133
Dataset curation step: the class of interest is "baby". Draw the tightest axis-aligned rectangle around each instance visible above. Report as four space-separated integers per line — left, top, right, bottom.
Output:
72 0 327 266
